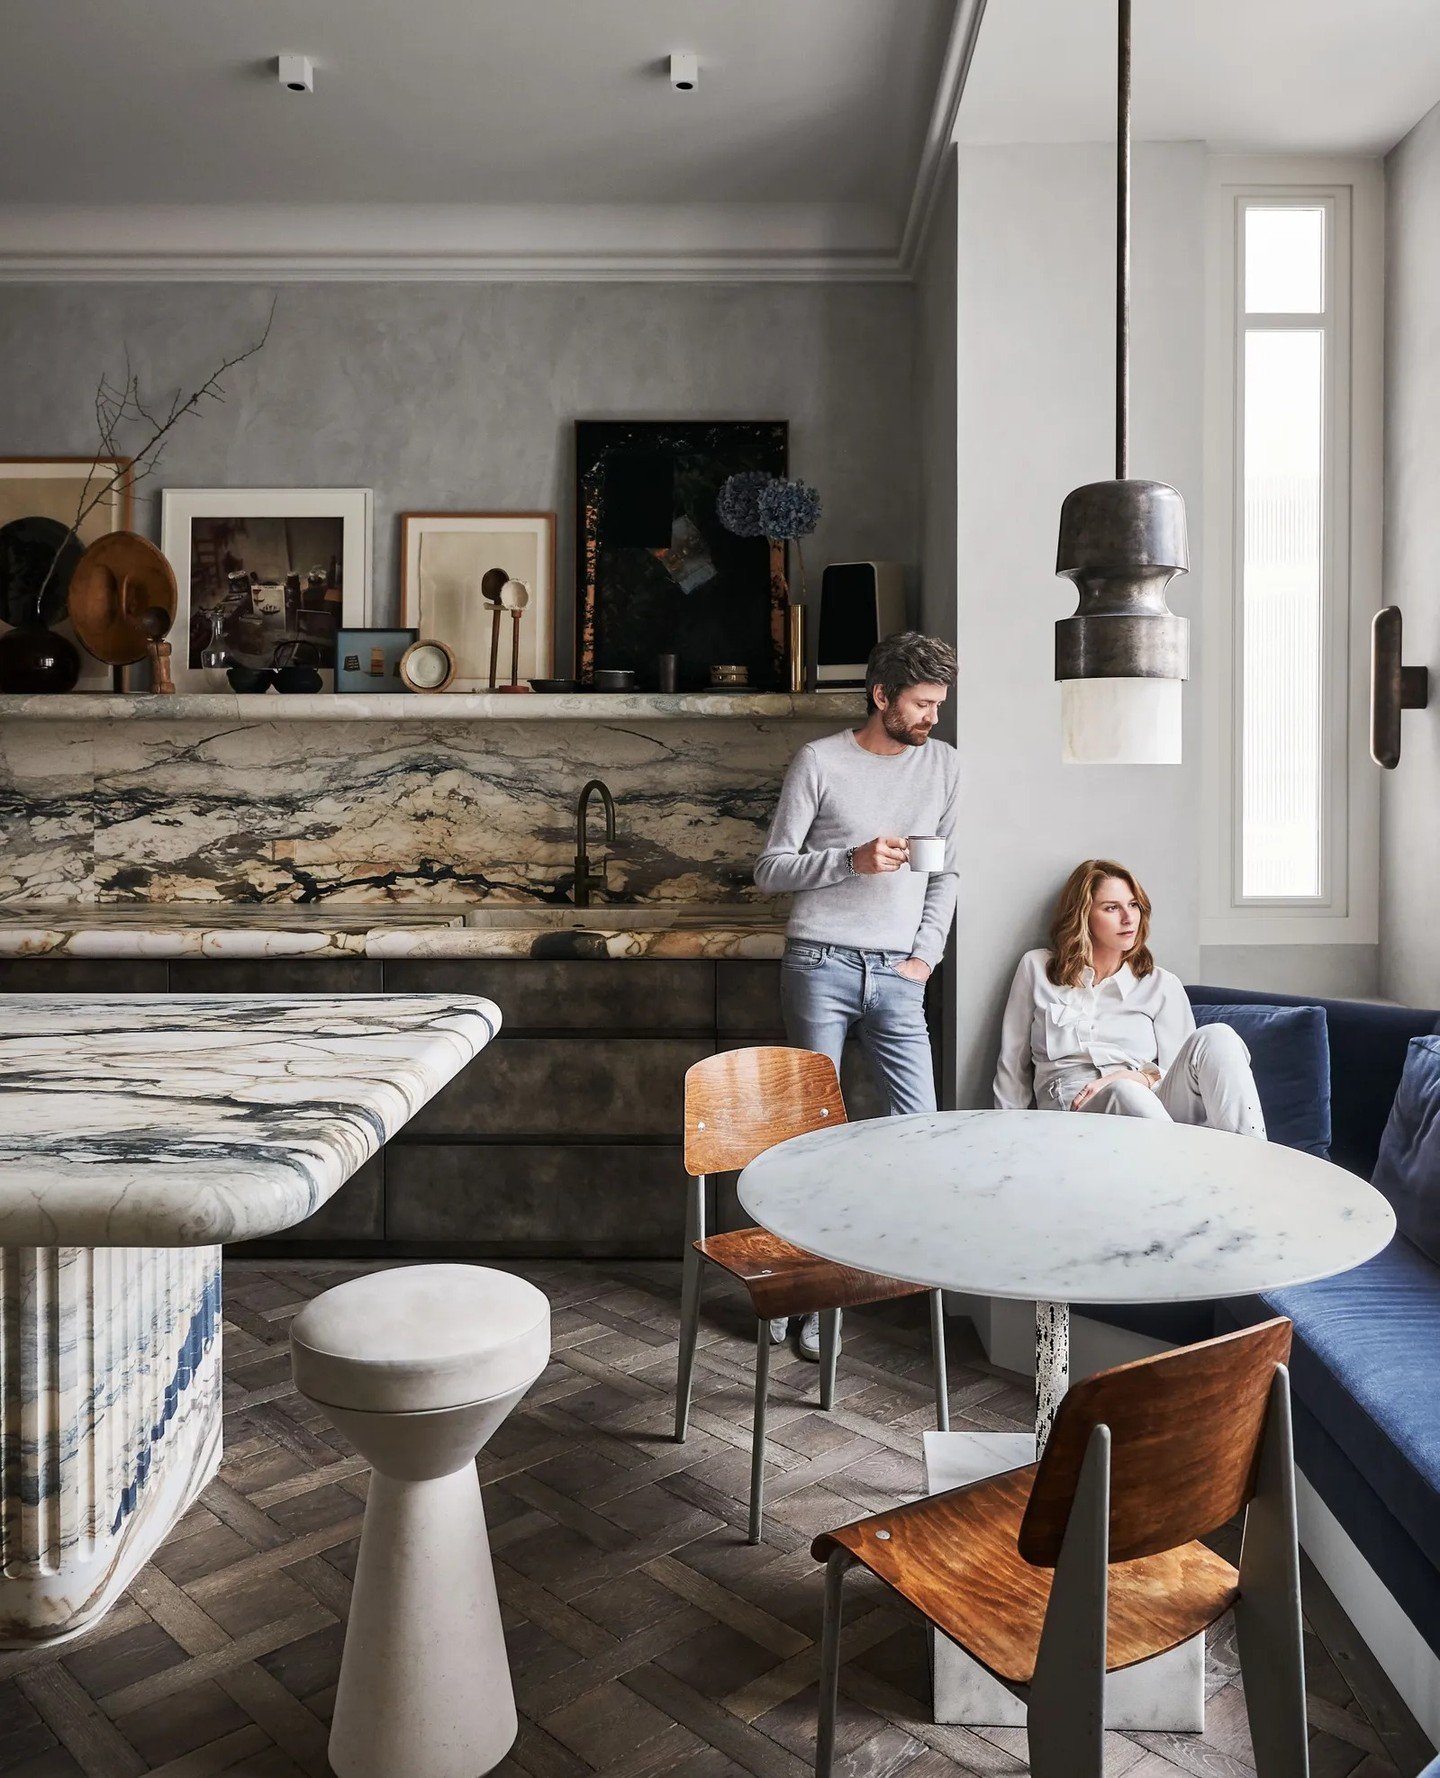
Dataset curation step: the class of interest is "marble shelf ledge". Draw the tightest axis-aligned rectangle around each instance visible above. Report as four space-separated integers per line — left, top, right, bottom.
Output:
0 690 866 723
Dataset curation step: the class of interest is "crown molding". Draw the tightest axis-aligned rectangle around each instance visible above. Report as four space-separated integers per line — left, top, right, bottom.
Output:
897 0 988 274
0 200 908 283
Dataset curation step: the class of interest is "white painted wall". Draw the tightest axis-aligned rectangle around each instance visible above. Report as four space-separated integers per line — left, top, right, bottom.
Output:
950 142 1207 1106
1381 100 1440 1007
916 146 961 1105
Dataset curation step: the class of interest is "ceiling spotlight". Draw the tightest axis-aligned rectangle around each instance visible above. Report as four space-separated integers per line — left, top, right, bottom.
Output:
669 52 698 91
278 54 314 93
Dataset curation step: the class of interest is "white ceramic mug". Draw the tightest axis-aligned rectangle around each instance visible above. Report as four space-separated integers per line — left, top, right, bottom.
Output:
908 834 945 873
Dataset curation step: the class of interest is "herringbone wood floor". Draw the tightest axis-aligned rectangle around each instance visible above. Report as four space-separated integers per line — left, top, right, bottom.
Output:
0 1259 1426 1778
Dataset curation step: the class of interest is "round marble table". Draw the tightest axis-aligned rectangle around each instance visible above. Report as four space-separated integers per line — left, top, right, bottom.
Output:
737 1109 1396 1444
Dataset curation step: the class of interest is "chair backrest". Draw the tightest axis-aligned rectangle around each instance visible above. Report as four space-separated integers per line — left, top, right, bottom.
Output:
683 1046 846 1177
1018 1317 1293 1566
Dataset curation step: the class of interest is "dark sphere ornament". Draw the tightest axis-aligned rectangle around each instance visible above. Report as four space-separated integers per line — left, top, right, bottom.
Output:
0 619 83 694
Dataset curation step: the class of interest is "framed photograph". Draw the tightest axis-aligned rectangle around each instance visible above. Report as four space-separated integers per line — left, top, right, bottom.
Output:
0 457 132 690
400 512 555 692
161 487 372 692
575 420 788 692
335 626 417 694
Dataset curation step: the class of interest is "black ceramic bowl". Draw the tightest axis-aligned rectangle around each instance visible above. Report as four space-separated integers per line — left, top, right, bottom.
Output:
528 677 578 693
274 665 323 693
593 669 637 692
226 665 275 693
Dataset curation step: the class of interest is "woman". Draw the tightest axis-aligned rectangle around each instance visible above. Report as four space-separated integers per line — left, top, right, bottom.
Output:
993 859 1266 1136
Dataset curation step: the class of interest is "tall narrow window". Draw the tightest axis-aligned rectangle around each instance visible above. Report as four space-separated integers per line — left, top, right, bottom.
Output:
1238 203 1329 899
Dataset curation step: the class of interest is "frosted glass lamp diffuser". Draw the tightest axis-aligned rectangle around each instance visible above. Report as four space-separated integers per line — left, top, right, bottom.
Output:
1061 677 1182 765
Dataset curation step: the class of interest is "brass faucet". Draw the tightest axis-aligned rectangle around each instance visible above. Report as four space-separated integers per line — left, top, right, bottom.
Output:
573 779 616 907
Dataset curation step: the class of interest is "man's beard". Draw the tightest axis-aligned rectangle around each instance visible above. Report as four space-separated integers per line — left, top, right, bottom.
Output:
882 709 931 746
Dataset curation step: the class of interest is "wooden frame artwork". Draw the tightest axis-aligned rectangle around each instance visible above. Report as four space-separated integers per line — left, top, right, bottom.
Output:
400 511 556 692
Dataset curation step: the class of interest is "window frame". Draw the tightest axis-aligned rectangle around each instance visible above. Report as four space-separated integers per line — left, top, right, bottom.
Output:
1201 156 1383 947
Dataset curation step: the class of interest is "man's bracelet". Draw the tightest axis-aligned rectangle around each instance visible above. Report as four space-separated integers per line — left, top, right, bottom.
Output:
845 846 857 876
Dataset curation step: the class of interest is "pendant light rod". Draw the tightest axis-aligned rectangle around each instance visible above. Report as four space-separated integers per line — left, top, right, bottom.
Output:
1116 0 1131 481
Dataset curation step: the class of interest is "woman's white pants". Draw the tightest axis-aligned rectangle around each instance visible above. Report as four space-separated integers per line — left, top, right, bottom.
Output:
1065 1024 1267 1138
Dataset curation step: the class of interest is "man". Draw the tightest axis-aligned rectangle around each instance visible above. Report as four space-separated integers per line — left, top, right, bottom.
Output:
753 630 959 1357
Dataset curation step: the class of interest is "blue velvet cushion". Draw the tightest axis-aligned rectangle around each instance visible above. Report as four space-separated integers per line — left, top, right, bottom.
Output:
1190 1002 1331 1158
1372 1035 1440 1265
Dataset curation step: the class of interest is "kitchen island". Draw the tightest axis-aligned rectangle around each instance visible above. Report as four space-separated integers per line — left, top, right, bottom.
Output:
0 991 499 1645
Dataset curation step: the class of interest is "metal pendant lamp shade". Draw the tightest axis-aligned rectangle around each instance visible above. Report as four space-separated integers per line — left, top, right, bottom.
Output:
1055 0 1190 765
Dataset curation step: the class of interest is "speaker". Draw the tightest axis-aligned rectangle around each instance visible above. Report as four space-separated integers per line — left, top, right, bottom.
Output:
816 562 907 686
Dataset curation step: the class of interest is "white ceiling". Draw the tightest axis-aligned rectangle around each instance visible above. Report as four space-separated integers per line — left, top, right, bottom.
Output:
0 0 953 210
957 0 1440 155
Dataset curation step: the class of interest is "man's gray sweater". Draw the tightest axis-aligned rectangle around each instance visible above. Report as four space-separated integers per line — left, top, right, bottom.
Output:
753 728 959 968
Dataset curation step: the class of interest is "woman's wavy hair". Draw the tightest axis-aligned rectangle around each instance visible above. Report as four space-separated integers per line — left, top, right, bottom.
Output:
1046 859 1155 988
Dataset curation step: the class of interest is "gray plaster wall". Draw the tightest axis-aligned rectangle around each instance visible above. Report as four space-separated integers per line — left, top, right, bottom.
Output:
1198 945 1381 1001
950 142 1207 1108
0 281 918 672
1382 102 1440 1005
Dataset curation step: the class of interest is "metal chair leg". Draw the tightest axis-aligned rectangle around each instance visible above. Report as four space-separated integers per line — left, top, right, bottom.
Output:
1234 1368 1310 1778
929 1289 949 1431
1028 1424 1111 1778
748 1318 771 1544
674 1243 704 1442
818 1308 840 1411
815 1549 853 1778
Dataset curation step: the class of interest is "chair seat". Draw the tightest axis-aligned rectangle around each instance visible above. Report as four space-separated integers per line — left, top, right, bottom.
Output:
290 1263 550 1414
696 1226 928 1320
813 1464 1239 1684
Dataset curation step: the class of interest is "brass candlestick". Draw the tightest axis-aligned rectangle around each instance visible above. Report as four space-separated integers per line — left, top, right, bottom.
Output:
787 605 807 694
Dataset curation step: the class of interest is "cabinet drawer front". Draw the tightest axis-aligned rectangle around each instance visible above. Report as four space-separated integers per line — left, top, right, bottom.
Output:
383 960 714 1032
406 1037 711 1138
0 959 169 994
386 1144 686 1254
716 962 785 1035
168 959 383 995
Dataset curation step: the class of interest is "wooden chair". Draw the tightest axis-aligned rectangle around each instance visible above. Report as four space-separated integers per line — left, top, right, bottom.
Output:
811 1318 1306 1778
674 1047 950 1545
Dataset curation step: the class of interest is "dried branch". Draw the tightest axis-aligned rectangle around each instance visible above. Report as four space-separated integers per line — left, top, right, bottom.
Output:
27 298 277 623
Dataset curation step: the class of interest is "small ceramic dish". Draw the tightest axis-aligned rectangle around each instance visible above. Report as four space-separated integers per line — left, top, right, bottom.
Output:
398 638 457 692
593 669 637 692
528 677 578 694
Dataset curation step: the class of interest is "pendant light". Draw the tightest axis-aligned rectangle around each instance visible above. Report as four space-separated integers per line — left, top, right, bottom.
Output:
1054 0 1189 765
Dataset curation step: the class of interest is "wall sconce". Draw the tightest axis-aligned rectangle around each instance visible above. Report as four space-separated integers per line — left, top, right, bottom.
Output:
1370 606 1430 770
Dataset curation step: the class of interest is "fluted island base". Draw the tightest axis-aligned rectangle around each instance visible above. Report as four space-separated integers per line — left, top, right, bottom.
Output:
0 1245 222 1645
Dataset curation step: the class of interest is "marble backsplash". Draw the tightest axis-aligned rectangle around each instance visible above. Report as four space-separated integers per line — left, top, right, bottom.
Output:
0 714 839 905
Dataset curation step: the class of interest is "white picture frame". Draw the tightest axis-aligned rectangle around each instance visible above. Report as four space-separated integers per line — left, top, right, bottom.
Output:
161 487 372 692
399 511 555 691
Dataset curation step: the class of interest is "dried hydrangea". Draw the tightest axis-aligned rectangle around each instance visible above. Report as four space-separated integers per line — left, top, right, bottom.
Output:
757 478 822 541
715 471 773 538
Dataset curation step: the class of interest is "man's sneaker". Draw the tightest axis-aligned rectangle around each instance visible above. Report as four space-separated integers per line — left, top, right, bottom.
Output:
797 1312 823 1362
768 1317 789 1344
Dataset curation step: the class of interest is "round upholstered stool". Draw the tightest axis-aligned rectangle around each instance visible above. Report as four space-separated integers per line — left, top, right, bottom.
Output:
290 1264 550 1778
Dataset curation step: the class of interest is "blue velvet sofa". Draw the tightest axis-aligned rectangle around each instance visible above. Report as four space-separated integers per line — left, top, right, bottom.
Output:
1089 983 1440 1742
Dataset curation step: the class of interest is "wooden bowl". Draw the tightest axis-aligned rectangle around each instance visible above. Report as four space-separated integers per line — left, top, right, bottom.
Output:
68 532 178 667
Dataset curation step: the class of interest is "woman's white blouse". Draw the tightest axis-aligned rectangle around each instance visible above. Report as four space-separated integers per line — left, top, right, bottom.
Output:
992 948 1197 1110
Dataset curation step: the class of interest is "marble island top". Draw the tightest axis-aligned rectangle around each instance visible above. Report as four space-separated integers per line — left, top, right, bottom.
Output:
0 903 790 959
0 993 500 1247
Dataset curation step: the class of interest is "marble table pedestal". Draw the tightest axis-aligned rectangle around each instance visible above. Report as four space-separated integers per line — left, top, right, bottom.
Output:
0 1246 223 1645
737 1108 1396 1734
0 993 501 1647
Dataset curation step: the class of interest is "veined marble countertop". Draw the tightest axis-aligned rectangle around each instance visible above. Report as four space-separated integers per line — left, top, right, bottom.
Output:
0 903 789 959
0 993 500 1246
0 690 865 723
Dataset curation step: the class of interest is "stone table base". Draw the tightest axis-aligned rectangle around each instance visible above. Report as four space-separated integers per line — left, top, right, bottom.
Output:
0 1245 222 1645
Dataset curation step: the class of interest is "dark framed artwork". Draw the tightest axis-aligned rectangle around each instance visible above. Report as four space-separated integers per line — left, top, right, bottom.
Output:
575 420 788 690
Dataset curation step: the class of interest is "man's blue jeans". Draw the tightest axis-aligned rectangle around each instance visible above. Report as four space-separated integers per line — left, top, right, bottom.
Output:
779 940 938 1116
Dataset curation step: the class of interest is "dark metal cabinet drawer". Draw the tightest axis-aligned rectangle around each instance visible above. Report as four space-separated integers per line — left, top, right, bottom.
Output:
386 1144 685 1255
715 962 785 1035
168 959 383 995
405 1037 711 1138
0 959 169 994
382 960 714 1032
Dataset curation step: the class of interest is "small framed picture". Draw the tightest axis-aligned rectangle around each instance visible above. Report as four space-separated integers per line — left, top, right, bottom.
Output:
335 627 417 693
161 487 372 691
400 511 555 691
